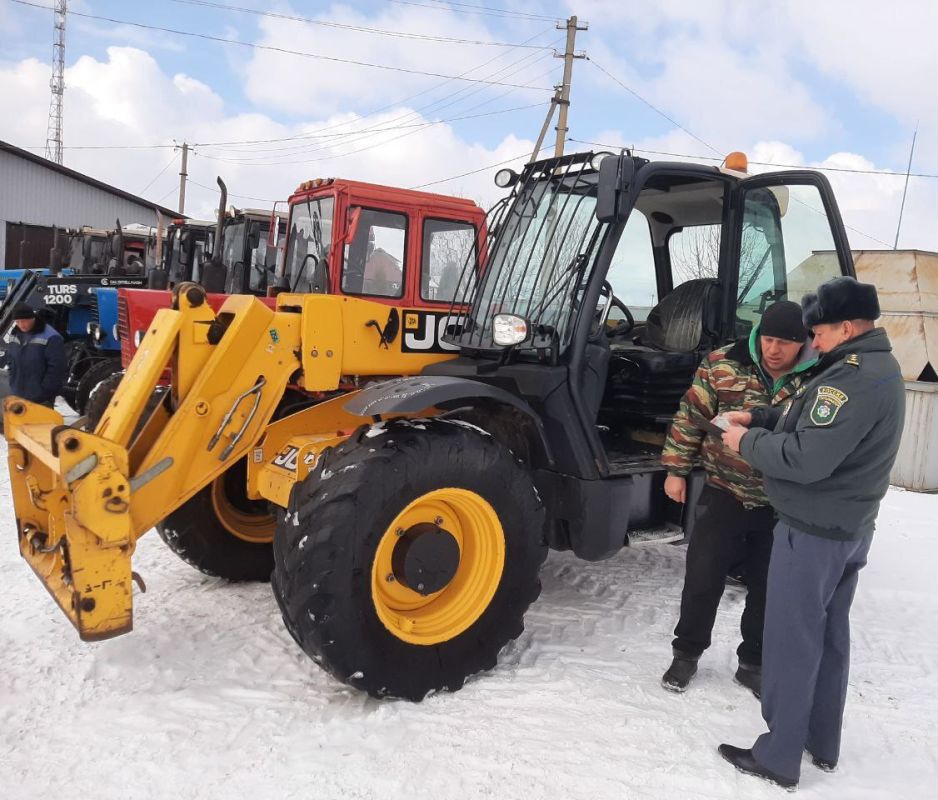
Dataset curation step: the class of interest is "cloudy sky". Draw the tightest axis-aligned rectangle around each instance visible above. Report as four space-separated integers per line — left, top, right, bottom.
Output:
1 0 936 250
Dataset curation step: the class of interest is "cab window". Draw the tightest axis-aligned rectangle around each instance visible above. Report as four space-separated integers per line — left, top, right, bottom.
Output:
735 183 844 337
421 218 477 303
284 196 334 293
604 210 657 322
342 209 406 299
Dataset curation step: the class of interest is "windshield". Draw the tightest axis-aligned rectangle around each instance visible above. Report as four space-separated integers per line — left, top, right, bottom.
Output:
451 158 604 351
284 195 335 293
222 221 246 270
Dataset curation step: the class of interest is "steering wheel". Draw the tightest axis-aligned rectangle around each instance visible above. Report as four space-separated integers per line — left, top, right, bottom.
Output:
605 293 635 338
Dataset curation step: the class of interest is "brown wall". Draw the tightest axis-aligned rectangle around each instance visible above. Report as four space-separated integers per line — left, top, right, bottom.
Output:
4 222 56 268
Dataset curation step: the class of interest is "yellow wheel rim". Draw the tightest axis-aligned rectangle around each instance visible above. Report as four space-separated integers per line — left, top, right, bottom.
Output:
371 488 505 646
210 474 275 544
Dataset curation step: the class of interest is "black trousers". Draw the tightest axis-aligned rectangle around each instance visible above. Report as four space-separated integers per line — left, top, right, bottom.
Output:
672 484 775 665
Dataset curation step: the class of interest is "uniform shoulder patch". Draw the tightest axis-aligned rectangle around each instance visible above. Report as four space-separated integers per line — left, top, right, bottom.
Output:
810 385 848 426
845 354 861 367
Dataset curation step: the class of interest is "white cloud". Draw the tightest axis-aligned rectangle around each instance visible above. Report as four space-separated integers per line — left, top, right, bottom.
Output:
0 46 531 221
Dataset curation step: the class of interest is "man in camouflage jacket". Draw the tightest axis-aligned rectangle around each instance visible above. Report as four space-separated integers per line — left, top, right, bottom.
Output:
660 301 816 696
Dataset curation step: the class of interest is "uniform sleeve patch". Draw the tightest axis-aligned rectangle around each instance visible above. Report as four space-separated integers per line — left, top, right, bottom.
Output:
809 386 848 426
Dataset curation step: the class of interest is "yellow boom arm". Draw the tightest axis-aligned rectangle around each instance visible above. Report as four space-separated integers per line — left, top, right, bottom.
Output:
3 285 453 640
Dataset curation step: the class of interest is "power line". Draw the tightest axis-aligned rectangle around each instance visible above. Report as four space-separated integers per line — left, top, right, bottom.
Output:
192 46 560 163
168 0 552 48
195 102 545 163
567 138 938 179
421 0 560 21
387 0 560 22
10 0 553 90
585 57 722 157
195 44 557 153
187 177 279 203
410 140 556 189
139 151 179 194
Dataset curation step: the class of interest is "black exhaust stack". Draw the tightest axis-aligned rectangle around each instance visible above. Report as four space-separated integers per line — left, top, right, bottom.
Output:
200 176 228 293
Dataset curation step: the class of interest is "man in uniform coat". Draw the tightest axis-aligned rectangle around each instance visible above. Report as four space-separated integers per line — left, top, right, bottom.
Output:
717 277 905 790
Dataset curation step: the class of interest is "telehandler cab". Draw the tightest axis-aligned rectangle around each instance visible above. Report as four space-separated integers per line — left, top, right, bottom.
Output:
4 150 855 700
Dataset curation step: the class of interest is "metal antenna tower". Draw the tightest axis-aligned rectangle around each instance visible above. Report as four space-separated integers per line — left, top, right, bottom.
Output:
44 0 67 165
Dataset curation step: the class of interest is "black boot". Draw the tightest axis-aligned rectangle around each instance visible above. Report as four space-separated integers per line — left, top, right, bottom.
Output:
805 748 837 772
735 662 761 699
718 744 798 791
661 651 698 693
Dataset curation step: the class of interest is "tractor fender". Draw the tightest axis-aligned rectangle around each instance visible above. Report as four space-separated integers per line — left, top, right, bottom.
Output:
344 376 553 465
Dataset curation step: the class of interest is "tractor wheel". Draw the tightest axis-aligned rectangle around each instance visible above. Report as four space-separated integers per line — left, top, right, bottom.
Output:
151 391 310 581
156 457 276 581
74 357 121 417
84 369 168 437
60 340 95 412
84 370 125 430
272 418 548 701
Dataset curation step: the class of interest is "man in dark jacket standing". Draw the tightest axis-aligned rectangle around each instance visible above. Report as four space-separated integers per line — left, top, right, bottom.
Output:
717 277 905 790
2 304 66 407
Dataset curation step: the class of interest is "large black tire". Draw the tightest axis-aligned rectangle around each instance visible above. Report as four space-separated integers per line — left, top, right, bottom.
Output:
84 370 125 430
152 391 309 582
61 340 95 412
74 357 122 417
84 369 168 437
272 418 548 701
156 458 276 581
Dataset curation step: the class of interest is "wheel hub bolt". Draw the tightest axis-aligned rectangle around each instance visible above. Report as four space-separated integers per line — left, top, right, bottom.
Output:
434 516 443 526
385 573 395 582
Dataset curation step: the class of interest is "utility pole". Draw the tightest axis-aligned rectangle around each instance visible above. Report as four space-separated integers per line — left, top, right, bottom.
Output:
44 0 67 165
553 15 587 158
177 141 189 215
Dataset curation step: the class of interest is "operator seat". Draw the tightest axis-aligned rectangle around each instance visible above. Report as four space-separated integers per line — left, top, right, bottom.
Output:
603 278 721 426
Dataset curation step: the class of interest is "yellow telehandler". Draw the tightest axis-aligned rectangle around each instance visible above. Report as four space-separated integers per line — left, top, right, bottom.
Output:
5 150 857 700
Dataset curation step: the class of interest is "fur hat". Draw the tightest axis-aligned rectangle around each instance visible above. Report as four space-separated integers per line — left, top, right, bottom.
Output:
12 303 35 321
759 300 807 342
802 277 880 327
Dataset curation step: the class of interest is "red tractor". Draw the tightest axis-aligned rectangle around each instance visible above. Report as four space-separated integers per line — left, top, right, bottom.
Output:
102 178 486 415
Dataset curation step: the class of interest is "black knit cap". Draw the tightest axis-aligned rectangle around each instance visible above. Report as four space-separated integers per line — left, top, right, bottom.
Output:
802 276 880 327
12 303 35 321
759 300 808 343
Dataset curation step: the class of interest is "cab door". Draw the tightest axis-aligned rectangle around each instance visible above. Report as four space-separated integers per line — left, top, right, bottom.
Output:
726 171 856 339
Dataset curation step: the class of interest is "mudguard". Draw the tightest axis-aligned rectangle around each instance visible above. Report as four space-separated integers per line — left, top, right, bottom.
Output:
343 375 552 462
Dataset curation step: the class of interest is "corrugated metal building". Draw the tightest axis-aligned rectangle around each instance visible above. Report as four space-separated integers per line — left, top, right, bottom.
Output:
0 139 179 267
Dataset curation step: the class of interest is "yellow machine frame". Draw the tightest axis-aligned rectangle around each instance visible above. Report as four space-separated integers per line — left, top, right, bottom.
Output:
3 285 453 640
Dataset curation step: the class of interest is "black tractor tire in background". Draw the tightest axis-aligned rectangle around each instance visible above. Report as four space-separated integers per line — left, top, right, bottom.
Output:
156 457 276 581
60 340 94 412
84 370 125 430
74 357 122 417
152 390 310 582
272 418 548 701
84 369 168 437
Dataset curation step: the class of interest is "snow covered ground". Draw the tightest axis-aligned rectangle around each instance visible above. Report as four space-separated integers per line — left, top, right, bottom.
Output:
1 435 936 799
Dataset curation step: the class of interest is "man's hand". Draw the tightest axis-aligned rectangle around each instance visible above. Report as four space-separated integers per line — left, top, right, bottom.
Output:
664 474 687 504
718 410 752 427
722 424 748 453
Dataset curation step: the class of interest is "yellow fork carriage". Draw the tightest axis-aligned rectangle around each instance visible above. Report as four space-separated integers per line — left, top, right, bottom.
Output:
6 284 548 701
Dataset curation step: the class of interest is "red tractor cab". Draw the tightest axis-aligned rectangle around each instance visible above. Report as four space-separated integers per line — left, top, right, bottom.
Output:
118 178 487 367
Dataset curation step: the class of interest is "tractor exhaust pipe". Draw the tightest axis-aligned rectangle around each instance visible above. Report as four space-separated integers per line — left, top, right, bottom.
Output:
201 177 228 293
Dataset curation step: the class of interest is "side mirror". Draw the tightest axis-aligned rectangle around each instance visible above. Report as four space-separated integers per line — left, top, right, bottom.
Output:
596 155 634 223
